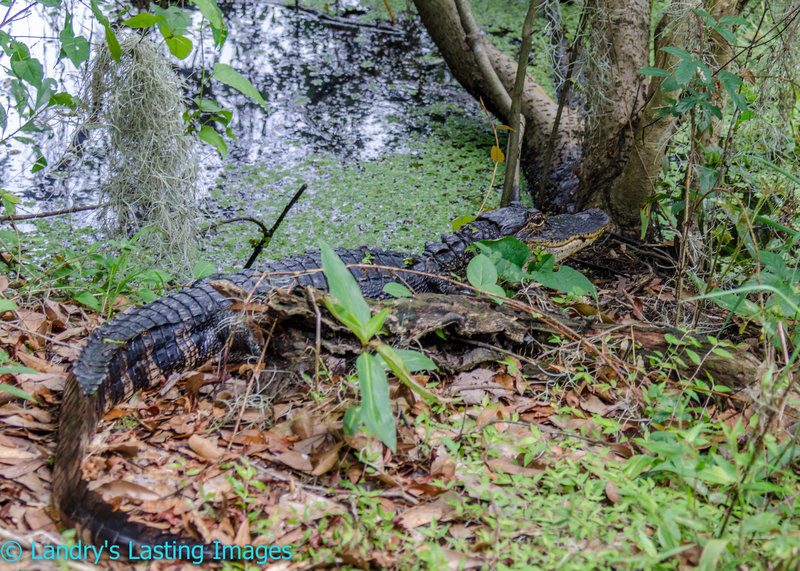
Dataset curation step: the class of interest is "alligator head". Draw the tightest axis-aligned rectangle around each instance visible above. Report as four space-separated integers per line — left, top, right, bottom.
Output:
515 207 610 262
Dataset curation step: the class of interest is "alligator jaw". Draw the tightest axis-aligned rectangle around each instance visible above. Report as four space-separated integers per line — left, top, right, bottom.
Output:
517 208 610 262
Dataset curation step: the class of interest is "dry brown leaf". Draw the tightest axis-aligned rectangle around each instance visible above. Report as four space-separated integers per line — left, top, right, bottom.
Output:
449 369 511 404
486 458 545 478
0 459 46 480
311 442 342 476
605 480 622 504
233 517 251 546
0 444 37 460
291 413 314 440
0 415 51 430
397 503 442 529
582 394 613 416
275 450 313 472
14 351 64 374
24 508 57 531
449 523 477 540
96 480 162 502
188 434 223 462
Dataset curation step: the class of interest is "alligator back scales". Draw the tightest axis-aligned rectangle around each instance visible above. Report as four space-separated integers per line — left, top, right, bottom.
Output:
54 204 576 558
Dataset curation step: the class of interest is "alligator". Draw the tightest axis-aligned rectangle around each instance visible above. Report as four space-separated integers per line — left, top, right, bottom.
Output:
53 203 609 560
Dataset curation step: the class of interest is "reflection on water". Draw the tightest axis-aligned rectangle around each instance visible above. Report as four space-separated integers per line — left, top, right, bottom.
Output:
1 1 462 219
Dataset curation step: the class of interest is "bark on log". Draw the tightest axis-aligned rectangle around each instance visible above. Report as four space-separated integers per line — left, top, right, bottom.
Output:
225 287 762 394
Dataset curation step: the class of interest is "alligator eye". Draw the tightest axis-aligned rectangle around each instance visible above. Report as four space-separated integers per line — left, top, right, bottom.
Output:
526 211 545 227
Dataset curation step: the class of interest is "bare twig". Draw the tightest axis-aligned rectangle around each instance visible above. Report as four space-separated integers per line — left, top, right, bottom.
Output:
541 6 586 188
501 0 539 206
0 203 103 222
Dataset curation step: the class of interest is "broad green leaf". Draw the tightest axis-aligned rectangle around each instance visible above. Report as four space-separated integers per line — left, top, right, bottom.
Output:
638 66 670 77
198 125 227 157
0 365 37 375
212 63 267 109
153 4 190 35
362 308 390 340
0 384 37 402
123 13 166 28
191 0 224 30
74 291 100 310
31 153 47 173
320 241 371 326
34 78 56 110
196 98 222 112
103 22 120 61
714 25 737 46
50 92 80 109
451 214 475 232
1 191 19 215
466 254 498 288
0 104 6 132
212 24 228 47
10 79 29 111
382 282 412 298
11 57 43 88
90 1 120 61
674 59 697 85
685 348 701 366
356 353 396 452
0 299 18 312
193 261 216 280
661 46 692 60
474 236 530 283
710 346 734 359
343 406 361 435
59 15 90 67
527 265 596 298
375 345 438 403
718 15 748 27
622 454 655 478
698 539 731 571
390 349 436 372
163 34 193 60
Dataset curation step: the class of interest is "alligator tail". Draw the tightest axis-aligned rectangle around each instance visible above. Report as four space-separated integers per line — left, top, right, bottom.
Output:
53 283 237 555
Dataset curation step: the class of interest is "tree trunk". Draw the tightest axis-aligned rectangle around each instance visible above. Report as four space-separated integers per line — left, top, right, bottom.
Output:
412 0 583 211
607 0 747 233
576 0 650 212
412 0 750 231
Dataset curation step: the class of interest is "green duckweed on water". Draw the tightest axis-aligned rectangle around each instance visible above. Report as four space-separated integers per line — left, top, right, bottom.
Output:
205 101 524 271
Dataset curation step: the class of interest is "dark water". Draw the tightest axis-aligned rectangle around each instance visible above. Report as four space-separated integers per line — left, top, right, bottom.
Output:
1 1 467 219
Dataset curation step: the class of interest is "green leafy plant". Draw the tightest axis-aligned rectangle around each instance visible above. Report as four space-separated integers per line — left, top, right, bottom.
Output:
49 227 172 316
319 242 436 451
0 345 38 402
469 236 597 298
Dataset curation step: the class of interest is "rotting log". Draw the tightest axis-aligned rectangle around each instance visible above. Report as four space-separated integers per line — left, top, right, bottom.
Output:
217 285 762 394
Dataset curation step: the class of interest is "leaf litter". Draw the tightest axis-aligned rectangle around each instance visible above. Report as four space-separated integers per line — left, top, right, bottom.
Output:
0 253 796 569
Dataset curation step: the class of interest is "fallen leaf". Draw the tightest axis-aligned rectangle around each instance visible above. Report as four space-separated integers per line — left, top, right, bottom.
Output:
605 481 622 504
188 434 223 462
275 450 313 472
311 442 342 476
96 480 162 502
